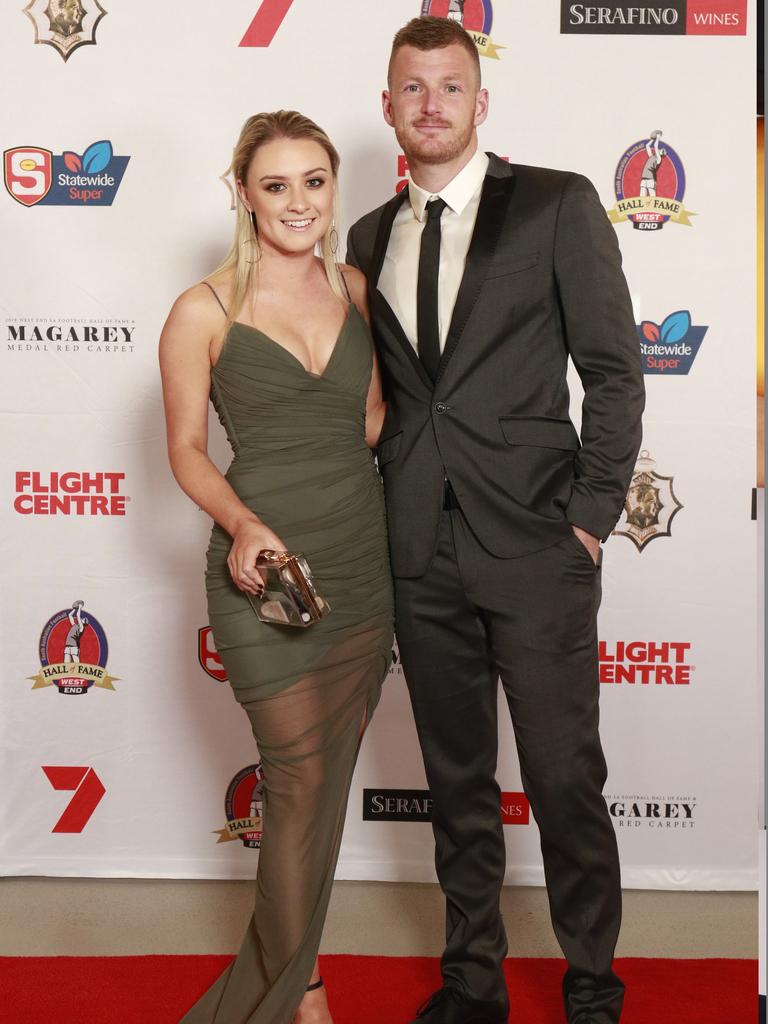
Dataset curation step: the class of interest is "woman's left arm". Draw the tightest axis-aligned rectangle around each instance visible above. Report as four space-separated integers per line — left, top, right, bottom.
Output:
340 264 386 448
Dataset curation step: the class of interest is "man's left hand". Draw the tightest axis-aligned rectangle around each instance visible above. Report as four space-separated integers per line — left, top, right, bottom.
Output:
571 525 601 565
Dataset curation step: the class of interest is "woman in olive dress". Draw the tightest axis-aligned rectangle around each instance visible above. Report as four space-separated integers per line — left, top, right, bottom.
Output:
159 110 393 1024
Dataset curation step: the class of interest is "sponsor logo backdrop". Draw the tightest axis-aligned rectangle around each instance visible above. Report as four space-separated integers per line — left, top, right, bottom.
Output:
0 0 758 890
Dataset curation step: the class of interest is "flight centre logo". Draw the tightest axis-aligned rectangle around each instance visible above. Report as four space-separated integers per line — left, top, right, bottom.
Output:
420 1 505 58
612 451 683 551
608 131 695 231
599 640 694 685
14 472 129 516
27 600 120 695
638 310 708 374
4 141 129 207
198 626 228 682
213 763 266 849
606 794 697 829
23 0 108 61
561 1 747 35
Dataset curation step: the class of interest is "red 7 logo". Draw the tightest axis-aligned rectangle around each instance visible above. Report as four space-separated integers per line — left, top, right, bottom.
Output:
240 0 295 47
42 766 106 833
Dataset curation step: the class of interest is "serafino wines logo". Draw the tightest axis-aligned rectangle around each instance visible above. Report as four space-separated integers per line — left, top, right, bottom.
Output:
599 641 693 685
612 451 683 551
28 601 120 695
15 471 128 516
561 1 746 35
4 140 129 207
363 789 530 823
239 0 294 46
198 626 228 682
606 794 697 830
42 766 106 831
23 0 107 61
608 130 694 231
638 310 708 374
213 763 266 848
421 1 504 58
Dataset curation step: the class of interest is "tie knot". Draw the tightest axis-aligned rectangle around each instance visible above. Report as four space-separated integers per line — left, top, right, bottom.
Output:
425 197 447 221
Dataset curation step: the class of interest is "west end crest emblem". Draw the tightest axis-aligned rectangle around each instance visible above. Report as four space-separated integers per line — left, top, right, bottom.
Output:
612 451 683 551
23 0 107 62
27 599 120 694
213 763 266 849
420 0 504 59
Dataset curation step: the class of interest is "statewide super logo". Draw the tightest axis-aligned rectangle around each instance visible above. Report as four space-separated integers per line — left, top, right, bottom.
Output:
608 130 694 231
638 310 708 374
4 141 129 207
213 763 266 848
27 601 120 695
612 451 683 551
420 1 504 58
23 0 107 61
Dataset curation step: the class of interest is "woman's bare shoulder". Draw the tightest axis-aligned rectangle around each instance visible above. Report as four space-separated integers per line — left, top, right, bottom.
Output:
338 263 368 306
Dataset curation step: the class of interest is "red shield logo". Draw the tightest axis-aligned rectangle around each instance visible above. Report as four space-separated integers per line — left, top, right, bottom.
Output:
4 147 52 206
198 626 227 681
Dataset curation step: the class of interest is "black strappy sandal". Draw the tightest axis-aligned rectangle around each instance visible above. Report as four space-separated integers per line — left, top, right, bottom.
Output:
306 977 324 992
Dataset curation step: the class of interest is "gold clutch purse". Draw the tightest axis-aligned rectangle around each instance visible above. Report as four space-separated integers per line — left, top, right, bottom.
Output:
247 550 331 628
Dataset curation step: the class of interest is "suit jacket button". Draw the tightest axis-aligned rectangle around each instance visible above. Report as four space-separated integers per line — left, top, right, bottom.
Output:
434 402 447 414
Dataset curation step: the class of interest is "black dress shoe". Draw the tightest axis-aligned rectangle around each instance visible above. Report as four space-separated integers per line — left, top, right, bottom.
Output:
409 987 509 1024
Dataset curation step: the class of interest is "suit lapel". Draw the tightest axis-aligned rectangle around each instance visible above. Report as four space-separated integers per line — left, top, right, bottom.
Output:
435 169 516 385
369 189 408 289
368 188 434 390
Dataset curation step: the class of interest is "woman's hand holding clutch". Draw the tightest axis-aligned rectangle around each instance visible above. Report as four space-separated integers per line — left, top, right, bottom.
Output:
227 515 287 595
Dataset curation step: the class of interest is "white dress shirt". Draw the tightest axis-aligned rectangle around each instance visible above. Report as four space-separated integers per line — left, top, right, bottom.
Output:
378 147 489 354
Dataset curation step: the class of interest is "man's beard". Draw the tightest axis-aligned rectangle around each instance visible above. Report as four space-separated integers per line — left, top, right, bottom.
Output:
395 118 474 166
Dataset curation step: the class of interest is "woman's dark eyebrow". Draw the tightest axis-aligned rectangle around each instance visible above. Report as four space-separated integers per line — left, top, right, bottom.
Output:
258 167 329 182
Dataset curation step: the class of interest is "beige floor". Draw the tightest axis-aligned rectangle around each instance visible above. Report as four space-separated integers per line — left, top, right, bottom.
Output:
0 878 757 958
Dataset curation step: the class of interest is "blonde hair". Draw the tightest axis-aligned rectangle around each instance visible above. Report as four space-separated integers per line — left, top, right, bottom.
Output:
213 110 344 323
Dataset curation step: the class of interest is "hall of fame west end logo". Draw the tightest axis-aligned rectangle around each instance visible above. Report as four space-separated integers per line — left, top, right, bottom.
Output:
612 451 683 551
27 600 120 694
23 0 107 62
213 763 266 849
421 0 504 59
608 130 695 232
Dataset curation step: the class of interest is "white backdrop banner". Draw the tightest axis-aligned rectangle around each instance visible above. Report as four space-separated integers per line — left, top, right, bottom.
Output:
0 0 759 889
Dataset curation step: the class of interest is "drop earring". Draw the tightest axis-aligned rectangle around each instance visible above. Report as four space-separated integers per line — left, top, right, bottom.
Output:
244 209 262 265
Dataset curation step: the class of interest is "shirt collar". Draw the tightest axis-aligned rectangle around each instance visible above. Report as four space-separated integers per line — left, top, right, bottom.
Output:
408 148 490 222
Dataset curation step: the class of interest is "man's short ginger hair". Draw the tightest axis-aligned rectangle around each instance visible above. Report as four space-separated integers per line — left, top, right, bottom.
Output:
388 16 481 87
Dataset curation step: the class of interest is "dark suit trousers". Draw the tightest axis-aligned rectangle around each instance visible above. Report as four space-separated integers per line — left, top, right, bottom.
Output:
394 508 625 1024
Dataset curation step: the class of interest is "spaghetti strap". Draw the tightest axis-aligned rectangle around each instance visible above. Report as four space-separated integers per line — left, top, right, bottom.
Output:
339 269 352 304
203 280 228 317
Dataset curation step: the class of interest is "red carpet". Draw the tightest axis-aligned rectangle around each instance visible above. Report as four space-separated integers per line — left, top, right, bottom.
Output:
0 954 757 1023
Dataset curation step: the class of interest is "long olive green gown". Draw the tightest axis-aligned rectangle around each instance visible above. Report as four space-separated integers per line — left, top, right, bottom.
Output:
179 290 393 1024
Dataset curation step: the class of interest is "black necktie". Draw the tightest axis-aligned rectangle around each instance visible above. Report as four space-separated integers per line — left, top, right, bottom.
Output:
417 197 447 382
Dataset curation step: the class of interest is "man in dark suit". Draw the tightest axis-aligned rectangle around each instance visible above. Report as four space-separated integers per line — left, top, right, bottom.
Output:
347 16 645 1024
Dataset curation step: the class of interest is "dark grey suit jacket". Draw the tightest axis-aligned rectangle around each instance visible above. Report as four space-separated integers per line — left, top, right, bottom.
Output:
347 153 645 578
